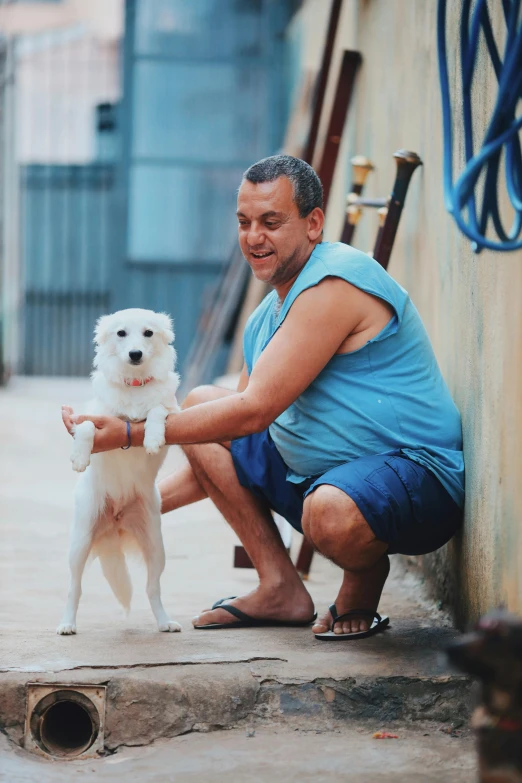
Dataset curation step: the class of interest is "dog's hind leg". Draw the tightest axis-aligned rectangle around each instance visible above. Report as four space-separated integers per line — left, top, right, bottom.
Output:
57 518 95 635
141 509 181 633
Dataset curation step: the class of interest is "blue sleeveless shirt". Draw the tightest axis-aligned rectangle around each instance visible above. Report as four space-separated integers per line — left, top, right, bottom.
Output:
243 242 465 508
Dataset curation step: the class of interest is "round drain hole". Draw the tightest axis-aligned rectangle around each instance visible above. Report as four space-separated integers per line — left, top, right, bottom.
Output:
30 690 100 758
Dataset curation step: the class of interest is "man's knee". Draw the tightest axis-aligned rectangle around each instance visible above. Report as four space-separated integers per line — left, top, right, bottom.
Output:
181 384 226 410
305 485 369 561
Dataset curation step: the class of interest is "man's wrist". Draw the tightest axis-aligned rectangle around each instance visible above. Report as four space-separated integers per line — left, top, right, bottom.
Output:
130 421 145 447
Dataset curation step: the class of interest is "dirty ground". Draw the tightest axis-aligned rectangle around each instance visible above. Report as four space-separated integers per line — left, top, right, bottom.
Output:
0 378 475 780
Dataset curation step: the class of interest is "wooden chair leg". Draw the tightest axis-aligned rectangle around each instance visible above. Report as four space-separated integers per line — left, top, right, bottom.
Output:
233 545 255 569
295 538 315 580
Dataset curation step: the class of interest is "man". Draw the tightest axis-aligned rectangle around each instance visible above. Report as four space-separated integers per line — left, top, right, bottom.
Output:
63 155 464 639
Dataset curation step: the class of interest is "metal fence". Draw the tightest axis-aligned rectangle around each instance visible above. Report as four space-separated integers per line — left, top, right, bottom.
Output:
21 163 115 376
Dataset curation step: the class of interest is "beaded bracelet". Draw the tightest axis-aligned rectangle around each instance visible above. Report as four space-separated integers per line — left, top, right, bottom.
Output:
121 420 131 450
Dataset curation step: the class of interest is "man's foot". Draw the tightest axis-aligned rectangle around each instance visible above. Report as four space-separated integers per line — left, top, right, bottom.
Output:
312 554 390 636
192 578 315 628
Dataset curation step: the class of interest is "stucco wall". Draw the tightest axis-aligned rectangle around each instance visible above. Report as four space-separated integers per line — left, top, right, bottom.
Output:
291 0 522 626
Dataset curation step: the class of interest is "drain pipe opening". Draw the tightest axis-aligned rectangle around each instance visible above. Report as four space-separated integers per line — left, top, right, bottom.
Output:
41 700 94 757
28 689 101 759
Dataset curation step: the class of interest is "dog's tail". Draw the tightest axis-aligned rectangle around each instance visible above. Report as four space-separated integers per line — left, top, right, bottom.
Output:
95 534 132 611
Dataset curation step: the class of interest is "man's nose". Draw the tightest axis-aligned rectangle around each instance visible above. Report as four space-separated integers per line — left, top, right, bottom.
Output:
247 224 266 247
129 350 143 362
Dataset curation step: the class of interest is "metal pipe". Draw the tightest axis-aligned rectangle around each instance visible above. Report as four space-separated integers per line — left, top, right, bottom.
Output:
347 194 388 209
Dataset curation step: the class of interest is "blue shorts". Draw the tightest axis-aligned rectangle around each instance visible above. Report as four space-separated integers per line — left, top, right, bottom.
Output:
230 429 462 556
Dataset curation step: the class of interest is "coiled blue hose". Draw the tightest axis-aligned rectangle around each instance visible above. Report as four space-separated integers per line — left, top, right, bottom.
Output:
438 0 522 252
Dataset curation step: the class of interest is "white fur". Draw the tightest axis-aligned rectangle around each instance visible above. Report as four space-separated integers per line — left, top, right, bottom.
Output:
57 308 182 635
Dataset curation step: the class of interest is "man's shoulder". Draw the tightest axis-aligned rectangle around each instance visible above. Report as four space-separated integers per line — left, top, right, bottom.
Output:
313 241 383 273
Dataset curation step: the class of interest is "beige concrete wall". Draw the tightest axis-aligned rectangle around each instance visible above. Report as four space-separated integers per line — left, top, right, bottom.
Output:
292 0 522 625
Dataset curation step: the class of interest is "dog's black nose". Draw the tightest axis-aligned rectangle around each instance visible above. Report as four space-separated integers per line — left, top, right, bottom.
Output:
129 350 143 363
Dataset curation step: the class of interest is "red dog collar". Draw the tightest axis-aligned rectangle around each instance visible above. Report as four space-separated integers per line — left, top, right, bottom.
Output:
124 377 154 387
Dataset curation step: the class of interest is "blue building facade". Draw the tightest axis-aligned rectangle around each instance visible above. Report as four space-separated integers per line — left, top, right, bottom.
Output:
21 0 295 376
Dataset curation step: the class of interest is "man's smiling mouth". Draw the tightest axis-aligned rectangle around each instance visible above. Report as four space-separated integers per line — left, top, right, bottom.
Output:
251 251 274 259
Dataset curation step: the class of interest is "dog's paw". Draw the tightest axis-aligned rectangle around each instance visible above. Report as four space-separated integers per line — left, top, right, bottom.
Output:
158 620 182 633
56 622 77 635
144 435 165 455
70 455 90 472
70 447 91 472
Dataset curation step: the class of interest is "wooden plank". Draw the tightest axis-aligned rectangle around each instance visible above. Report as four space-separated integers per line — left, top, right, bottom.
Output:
317 49 362 210
179 245 249 397
303 0 344 165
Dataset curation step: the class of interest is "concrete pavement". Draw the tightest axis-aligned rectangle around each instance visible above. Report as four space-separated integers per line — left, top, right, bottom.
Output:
0 724 475 782
0 378 473 774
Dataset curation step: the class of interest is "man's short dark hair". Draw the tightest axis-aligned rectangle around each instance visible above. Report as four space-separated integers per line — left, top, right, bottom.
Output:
242 155 323 218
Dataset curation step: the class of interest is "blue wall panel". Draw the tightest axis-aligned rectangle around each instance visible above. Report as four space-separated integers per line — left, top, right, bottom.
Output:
134 0 265 59
123 265 221 375
110 0 293 380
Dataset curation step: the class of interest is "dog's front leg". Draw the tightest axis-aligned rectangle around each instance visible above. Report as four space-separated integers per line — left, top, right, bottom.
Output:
143 404 168 455
70 420 96 472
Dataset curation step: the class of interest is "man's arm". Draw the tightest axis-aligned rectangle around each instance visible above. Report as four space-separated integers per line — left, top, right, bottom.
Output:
236 362 249 392
68 278 366 451
147 278 364 445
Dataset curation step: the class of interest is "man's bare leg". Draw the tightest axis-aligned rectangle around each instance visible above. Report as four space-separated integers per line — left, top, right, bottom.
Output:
158 385 232 513
185 439 314 626
169 386 314 626
158 462 207 514
302 485 389 635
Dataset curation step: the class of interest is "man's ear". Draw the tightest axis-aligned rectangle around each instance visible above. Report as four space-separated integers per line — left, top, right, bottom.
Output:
307 207 325 242
156 313 174 344
94 315 112 345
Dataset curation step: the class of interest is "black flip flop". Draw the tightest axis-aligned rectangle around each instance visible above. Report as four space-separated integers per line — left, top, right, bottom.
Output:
314 604 389 640
194 596 317 630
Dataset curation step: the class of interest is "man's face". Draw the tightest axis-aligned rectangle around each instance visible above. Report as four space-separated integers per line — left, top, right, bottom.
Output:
236 176 321 288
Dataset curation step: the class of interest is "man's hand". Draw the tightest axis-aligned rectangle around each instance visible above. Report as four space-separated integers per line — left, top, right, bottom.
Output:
61 406 129 453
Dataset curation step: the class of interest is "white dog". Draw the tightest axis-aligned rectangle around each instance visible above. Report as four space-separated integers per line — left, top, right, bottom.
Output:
57 308 181 635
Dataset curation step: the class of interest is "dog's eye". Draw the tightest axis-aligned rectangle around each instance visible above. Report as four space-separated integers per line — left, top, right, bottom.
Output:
117 330 126 337
144 330 153 337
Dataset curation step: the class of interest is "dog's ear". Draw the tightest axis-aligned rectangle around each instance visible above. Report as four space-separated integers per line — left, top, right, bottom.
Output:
94 314 112 345
156 313 174 344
